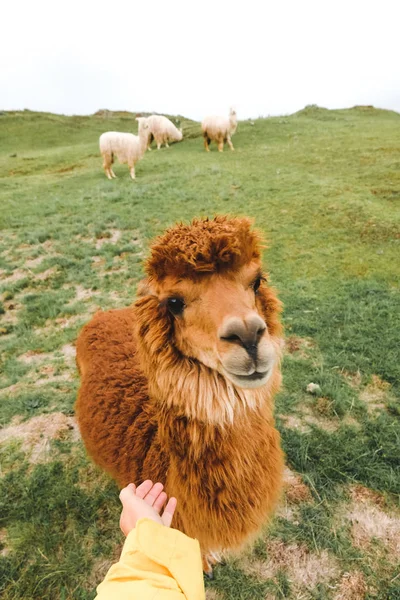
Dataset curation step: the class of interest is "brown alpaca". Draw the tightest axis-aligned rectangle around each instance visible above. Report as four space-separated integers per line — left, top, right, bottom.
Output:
75 216 284 574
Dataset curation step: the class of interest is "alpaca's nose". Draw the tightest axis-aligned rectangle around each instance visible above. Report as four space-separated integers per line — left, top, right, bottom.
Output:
219 314 266 359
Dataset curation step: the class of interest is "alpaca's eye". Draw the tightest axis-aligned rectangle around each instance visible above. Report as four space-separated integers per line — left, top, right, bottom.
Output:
166 297 185 316
252 277 262 293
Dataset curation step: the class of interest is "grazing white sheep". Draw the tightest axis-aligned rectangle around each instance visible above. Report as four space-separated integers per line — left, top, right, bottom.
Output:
138 115 183 150
201 108 237 152
99 117 150 180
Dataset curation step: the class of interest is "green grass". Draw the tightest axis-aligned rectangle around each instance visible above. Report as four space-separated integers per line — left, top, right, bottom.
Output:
1 106 400 599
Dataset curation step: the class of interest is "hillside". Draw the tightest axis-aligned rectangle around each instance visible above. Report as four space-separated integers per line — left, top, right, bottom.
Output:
0 106 399 600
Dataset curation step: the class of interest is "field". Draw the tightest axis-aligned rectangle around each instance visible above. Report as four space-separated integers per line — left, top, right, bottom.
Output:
0 105 399 600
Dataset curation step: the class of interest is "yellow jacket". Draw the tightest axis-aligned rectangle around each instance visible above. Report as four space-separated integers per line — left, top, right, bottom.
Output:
95 518 205 600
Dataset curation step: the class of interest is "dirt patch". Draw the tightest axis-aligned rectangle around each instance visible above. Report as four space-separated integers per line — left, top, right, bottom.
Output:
276 503 298 522
280 401 360 434
61 343 76 362
349 484 386 508
95 229 122 249
0 268 26 283
341 371 362 388
35 267 58 281
0 382 27 395
34 372 74 386
360 374 391 412
333 571 367 599
285 335 315 357
0 301 21 327
18 350 54 365
244 539 340 590
280 405 339 433
54 315 86 329
92 256 106 269
205 590 224 600
0 529 9 557
54 164 81 174
346 499 400 555
282 467 312 504
25 256 45 269
0 412 80 463
64 285 100 306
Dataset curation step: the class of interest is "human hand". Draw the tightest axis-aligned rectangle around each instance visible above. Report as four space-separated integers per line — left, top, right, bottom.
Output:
119 480 177 536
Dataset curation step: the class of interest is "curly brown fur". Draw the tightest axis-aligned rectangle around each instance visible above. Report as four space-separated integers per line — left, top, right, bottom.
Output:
147 215 262 280
76 215 284 565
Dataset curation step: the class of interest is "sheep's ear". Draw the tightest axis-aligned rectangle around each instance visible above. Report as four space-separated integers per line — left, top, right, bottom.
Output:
136 278 155 298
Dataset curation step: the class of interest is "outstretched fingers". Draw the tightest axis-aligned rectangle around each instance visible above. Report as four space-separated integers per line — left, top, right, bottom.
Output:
135 480 153 499
143 482 164 507
161 497 177 527
153 491 168 513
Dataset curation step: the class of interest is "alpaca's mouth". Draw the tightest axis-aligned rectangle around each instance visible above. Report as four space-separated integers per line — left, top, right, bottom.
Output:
222 367 272 389
235 371 268 382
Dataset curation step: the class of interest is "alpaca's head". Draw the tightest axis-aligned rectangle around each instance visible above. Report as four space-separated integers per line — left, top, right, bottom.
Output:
136 117 149 135
229 108 237 133
135 216 282 392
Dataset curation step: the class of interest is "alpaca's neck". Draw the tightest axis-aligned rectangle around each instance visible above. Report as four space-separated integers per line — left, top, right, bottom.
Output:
229 114 237 133
138 129 149 157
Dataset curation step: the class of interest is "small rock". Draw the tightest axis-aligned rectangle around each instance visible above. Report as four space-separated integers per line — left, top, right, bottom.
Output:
306 382 321 394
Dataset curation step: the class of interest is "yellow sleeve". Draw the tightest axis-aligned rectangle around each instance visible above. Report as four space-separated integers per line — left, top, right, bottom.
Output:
94 518 205 600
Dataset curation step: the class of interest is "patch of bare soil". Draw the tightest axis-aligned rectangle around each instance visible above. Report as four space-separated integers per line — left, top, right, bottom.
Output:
333 571 367 600
360 374 391 413
0 300 22 327
54 315 86 328
280 401 360 434
92 256 106 269
244 539 340 591
61 343 76 361
0 382 25 395
54 163 81 174
285 335 315 357
69 284 99 302
34 372 74 386
0 529 9 557
0 412 80 463
280 405 338 433
25 256 45 269
205 590 224 600
34 266 58 281
18 350 54 365
349 484 386 508
342 370 362 388
345 497 400 555
282 467 312 504
0 268 26 283
95 229 122 249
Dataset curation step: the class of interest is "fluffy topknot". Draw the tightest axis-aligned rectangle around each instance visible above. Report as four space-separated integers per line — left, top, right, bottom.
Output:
146 215 263 280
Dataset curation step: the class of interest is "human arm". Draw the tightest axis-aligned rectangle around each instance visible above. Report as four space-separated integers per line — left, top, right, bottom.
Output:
94 482 205 600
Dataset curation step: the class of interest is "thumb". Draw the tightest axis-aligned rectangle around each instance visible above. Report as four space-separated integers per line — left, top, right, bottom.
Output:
161 497 177 527
119 483 136 504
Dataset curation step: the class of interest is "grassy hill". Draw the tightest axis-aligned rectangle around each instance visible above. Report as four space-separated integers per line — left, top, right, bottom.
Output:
0 106 399 599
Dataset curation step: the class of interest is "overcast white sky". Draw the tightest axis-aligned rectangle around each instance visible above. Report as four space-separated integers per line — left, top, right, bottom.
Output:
1 0 399 120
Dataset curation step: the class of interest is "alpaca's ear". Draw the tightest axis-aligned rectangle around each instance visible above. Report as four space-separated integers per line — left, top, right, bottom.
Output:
136 278 155 298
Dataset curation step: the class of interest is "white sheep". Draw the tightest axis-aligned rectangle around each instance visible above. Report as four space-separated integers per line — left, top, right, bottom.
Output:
138 115 183 150
99 117 150 180
201 108 237 152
